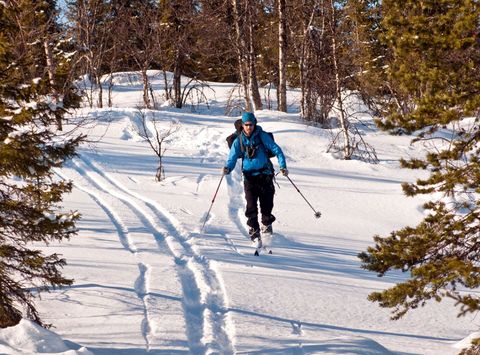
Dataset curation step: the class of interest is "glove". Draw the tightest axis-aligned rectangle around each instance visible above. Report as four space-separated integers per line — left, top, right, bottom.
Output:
280 168 288 176
222 167 231 175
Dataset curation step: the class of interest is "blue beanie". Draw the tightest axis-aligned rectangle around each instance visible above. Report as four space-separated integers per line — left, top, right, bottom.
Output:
242 112 257 125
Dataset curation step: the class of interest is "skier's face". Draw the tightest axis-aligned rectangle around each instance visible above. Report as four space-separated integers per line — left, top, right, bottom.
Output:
243 122 254 136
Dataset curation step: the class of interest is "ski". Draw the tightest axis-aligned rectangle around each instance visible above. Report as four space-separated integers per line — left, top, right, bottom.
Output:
254 245 273 256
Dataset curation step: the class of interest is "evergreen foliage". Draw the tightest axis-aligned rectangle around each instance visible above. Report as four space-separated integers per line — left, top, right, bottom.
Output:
359 0 480 325
0 1 83 328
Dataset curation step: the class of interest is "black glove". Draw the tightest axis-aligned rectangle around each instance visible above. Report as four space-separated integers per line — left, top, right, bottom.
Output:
280 168 288 176
223 167 231 175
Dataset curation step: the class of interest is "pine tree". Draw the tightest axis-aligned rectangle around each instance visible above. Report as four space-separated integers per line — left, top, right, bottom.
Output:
359 0 480 327
0 1 83 328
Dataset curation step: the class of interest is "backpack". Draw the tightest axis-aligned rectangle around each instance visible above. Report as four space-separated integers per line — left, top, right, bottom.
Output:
226 119 275 158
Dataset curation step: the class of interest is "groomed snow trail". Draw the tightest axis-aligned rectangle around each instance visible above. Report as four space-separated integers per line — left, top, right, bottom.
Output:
63 154 235 354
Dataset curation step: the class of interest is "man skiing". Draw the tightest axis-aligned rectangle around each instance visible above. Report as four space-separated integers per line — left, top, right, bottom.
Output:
223 112 288 248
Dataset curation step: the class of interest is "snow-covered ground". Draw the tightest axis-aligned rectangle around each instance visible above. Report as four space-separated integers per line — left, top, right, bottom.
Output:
1 71 478 354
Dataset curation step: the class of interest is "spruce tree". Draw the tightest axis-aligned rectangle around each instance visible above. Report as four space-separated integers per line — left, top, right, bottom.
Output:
359 0 480 328
0 1 83 328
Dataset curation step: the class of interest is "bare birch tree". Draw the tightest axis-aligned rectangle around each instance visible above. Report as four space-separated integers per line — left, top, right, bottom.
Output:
158 0 199 109
294 1 335 125
230 0 263 111
231 0 253 111
67 0 114 108
245 0 263 110
116 2 164 109
325 0 378 163
277 0 287 112
328 0 352 159
136 110 180 182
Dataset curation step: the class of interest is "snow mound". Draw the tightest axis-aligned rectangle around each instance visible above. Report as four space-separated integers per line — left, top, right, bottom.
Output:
252 336 394 354
453 331 480 351
0 319 93 355
305 336 394 355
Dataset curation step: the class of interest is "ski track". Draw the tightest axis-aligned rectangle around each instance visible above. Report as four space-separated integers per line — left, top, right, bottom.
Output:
54 168 151 350
55 169 137 255
224 234 242 256
64 159 214 353
73 155 236 354
195 173 206 193
136 262 152 351
226 172 249 239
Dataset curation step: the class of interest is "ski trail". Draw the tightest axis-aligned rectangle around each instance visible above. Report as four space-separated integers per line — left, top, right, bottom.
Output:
135 262 152 351
67 159 205 353
55 169 137 254
224 234 242 255
226 171 249 238
74 156 236 354
196 173 206 193
55 168 151 350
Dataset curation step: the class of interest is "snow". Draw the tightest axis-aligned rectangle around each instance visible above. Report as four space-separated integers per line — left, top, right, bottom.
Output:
1 71 478 354
453 332 480 351
0 319 93 355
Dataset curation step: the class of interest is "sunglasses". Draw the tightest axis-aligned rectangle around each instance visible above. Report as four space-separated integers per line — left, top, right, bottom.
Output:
243 123 254 127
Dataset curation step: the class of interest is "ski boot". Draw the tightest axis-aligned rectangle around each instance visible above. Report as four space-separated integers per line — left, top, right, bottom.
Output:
249 227 262 249
260 224 273 235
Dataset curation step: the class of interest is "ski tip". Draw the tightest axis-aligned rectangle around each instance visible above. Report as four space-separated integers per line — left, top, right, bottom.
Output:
254 248 272 256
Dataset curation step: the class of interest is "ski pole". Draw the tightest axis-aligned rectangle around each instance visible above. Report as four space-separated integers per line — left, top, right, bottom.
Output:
201 172 225 232
285 175 321 219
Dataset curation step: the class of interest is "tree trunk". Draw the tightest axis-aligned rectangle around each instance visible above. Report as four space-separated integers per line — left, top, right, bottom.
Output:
231 0 252 111
43 39 62 130
163 70 171 101
329 0 352 159
299 38 306 118
246 0 262 110
299 5 316 121
108 72 114 107
96 73 103 108
156 161 165 182
141 68 152 109
277 0 287 112
173 49 184 109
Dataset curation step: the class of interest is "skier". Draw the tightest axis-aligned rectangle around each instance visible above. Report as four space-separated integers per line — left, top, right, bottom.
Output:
223 112 288 247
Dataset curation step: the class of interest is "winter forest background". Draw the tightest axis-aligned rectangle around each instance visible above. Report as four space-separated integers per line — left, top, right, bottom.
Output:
1 0 480 354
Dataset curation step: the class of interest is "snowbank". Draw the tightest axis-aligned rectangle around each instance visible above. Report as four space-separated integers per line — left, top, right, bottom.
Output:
453 331 480 352
252 336 395 354
0 319 93 355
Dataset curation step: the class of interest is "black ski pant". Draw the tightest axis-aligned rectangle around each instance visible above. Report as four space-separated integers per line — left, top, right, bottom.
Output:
243 174 276 231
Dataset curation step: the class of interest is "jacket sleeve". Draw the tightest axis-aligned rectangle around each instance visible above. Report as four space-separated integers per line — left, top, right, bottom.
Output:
261 132 287 169
225 136 243 171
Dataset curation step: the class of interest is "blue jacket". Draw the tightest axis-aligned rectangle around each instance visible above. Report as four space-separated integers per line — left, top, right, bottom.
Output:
226 125 287 176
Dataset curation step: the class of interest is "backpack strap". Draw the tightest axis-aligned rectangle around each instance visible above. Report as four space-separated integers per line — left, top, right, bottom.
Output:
258 132 275 158
239 129 245 154
257 133 275 173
